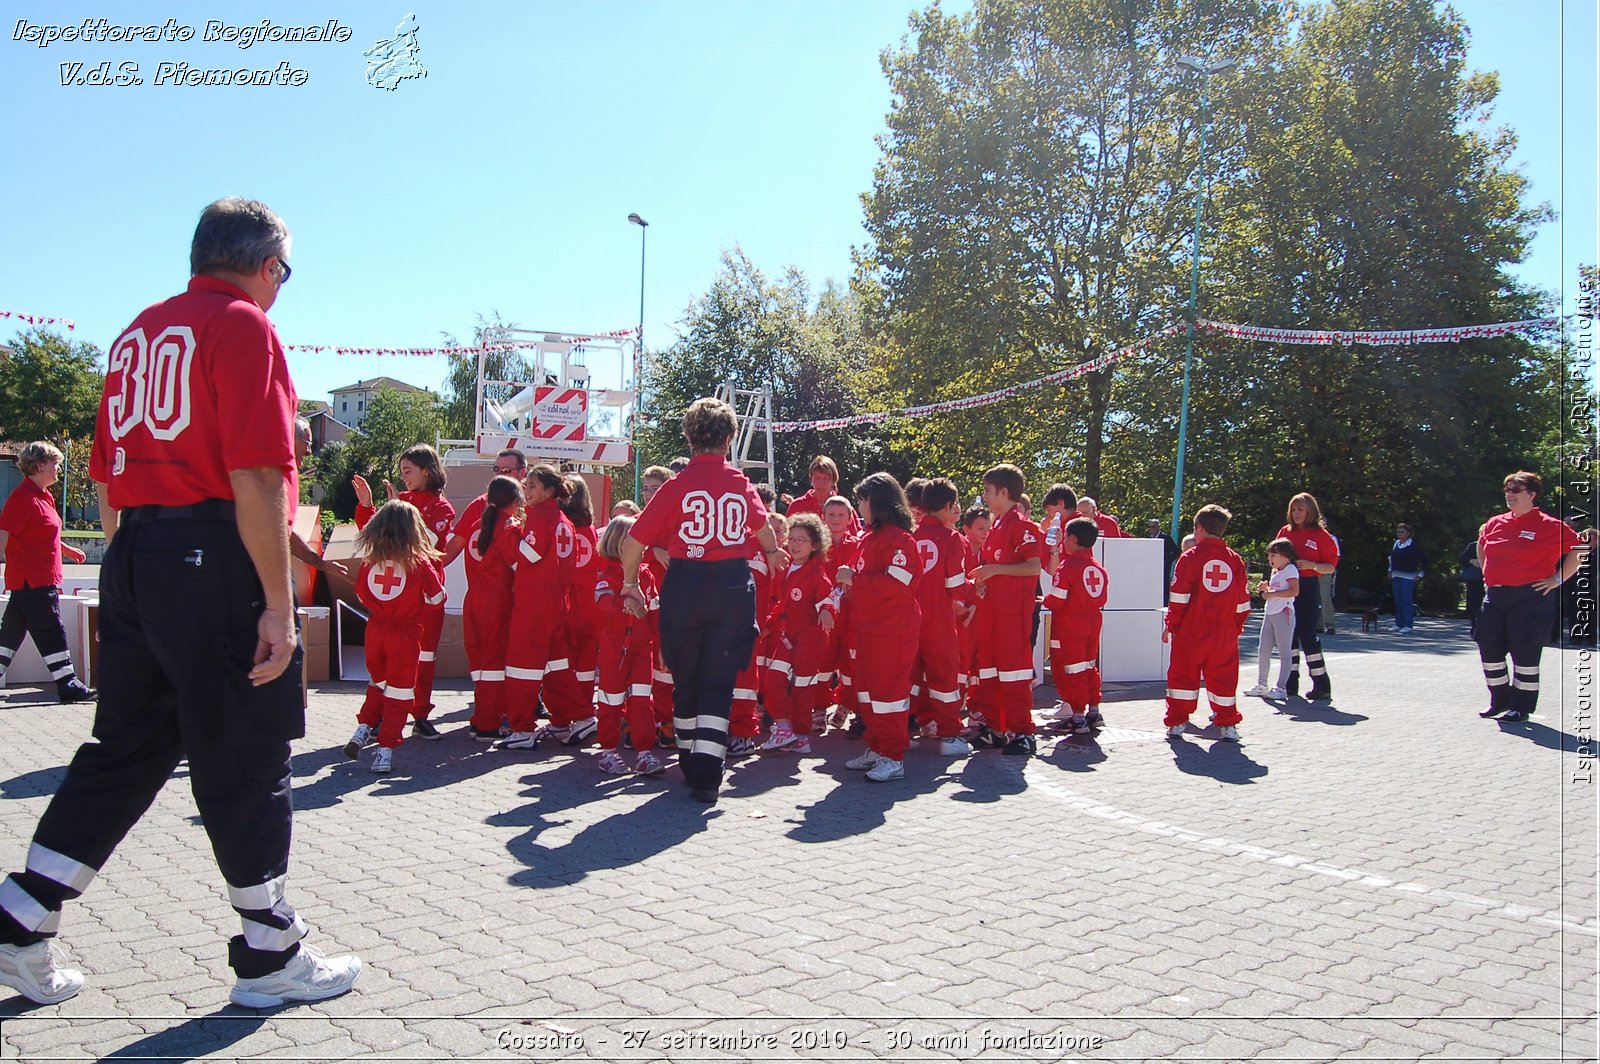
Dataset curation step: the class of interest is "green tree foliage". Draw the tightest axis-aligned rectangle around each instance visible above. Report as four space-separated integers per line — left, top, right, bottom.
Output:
861 0 1279 497
643 248 900 494
861 0 1561 606
0 329 103 443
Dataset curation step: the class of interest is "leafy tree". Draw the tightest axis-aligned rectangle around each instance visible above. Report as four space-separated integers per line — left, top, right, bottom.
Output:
860 0 1278 498
0 328 103 443
644 248 901 494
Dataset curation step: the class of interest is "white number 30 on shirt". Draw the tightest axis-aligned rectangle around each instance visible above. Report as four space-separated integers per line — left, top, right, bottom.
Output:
106 326 195 441
678 490 747 547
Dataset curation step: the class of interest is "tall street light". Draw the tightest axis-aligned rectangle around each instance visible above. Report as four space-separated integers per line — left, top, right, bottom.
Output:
628 212 649 501
1169 54 1236 541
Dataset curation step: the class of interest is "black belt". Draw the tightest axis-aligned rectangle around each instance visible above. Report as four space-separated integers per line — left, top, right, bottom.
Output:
120 500 237 523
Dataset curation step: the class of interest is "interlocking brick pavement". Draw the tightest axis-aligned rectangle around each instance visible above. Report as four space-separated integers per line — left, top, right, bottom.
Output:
0 616 1593 1061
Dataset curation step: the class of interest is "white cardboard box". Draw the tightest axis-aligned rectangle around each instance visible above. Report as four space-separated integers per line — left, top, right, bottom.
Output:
1094 537 1166 611
1099 608 1168 682
0 592 91 686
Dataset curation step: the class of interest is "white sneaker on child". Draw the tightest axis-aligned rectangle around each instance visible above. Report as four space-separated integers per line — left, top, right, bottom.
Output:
369 747 392 774
634 751 667 776
1219 725 1241 742
939 736 973 756
343 724 372 760
1243 685 1269 697
844 750 881 771
865 757 904 782
1266 687 1288 700
789 736 812 755
761 724 798 751
596 750 629 775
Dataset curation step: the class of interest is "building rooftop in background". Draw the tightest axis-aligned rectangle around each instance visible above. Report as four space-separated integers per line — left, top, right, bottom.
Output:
328 377 432 430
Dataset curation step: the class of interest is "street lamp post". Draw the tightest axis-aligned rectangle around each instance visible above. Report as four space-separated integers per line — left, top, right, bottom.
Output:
1169 55 1236 542
628 212 649 502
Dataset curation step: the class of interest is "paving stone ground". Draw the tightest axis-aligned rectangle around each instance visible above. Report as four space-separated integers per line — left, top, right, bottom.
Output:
0 616 1593 1061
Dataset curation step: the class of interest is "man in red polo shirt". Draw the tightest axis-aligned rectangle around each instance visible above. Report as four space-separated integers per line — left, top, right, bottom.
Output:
0 199 360 1009
1476 470 1591 722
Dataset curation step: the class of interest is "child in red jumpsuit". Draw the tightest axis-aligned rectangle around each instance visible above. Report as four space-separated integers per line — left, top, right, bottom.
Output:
594 516 665 776
760 513 836 755
839 474 921 782
347 500 446 773
911 479 971 755
1164 505 1252 741
499 464 576 751
1045 517 1109 735
460 475 523 741
352 444 454 739
541 476 602 747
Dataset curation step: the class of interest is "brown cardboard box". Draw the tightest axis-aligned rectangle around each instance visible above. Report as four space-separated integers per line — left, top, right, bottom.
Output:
292 504 324 607
433 610 468 678
320 522 362 609
298 607 331 682
85 602 100 687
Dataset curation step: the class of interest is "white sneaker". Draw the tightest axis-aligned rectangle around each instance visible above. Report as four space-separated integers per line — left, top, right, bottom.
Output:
633 751 667 776
1048 701 1074 721
1167 724 1186 738
761 725 798 751
865 757 904 782
1219 725 1241 742
496 730 538 751
789 736 813 754
1069 715 1090 735
534 723 571 744
369 747 392 774
564 717 599 746
1243 685 1268 697
0 940 84 1004
229 943 362 1008
596 750 629 775
1266 687 1288 700
343 724 372 760
844 750 882 771
939 736 973 756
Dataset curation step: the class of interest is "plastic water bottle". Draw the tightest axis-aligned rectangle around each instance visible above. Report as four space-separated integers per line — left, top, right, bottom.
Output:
1045 512 1062 548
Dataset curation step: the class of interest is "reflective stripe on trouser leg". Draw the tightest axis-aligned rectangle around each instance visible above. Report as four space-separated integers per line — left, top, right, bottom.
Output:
0 843 101 938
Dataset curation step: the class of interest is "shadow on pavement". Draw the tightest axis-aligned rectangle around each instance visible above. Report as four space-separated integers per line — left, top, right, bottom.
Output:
1269 696 1369 726
1166 730 1269 784
503 781 718 888
1490 715 1588 753
289 708 532 812
1037 730 1110 772
784 755 948 842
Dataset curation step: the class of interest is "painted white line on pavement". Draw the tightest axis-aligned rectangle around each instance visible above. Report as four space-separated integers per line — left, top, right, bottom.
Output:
1023 765 1598 937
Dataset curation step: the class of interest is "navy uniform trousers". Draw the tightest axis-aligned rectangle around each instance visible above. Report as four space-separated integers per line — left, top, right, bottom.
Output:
0 505 307 978
1476 583 1555 716
1287 573 1332 698
658 558 757 793
0 585 80 691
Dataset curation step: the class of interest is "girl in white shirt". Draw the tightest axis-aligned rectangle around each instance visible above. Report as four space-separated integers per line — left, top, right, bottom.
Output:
1246 539 1300 699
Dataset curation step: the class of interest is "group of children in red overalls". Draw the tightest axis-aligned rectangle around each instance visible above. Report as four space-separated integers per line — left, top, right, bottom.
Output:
341 444 1258 777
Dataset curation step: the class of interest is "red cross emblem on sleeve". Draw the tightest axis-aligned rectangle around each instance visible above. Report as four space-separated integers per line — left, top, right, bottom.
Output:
554 522 575 559
369 561 406 601
917 538 938 573
1082 564 1106 599
1202 561 1233 592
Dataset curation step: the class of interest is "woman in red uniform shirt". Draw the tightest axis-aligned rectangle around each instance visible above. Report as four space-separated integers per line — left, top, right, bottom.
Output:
619 398 784 804
0 441 94 701
1476 471 1590 722
1277 493 1338 701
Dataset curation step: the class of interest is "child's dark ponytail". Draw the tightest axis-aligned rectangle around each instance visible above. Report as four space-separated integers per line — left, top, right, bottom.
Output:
477 475 526 556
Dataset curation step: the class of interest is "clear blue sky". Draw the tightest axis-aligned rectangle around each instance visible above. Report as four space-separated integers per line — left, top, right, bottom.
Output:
1 1 1593 411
